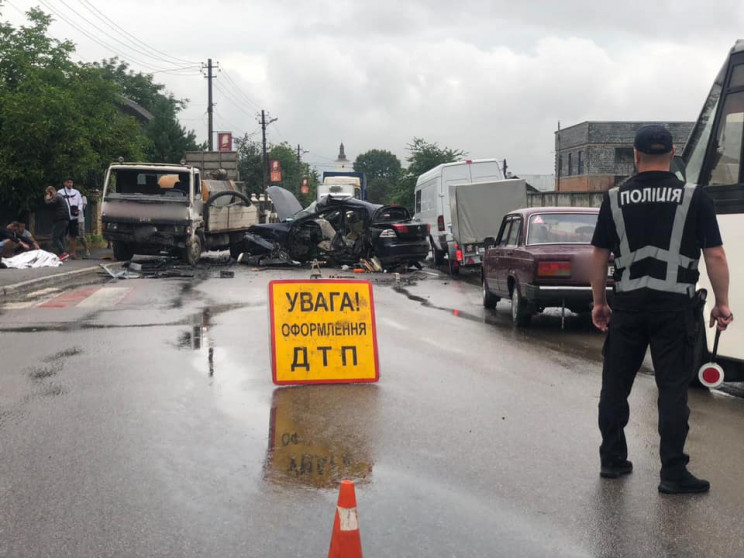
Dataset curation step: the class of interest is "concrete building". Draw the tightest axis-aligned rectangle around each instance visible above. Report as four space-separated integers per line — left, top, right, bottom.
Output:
554 121 694 192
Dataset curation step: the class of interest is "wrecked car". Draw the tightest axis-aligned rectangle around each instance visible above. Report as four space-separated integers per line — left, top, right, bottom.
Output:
236 186 430 269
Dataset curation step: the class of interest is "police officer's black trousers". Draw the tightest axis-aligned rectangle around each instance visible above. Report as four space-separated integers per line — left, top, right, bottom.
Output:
598 307 697 480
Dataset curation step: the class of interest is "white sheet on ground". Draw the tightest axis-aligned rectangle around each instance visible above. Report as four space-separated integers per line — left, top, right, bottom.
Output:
1 250 63 269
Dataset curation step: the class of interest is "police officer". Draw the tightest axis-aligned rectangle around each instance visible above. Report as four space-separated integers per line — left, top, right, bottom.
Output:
589 124 733 494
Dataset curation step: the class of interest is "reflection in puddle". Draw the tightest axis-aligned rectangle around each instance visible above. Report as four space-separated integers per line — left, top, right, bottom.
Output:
178 309 215 376
264 385 378 489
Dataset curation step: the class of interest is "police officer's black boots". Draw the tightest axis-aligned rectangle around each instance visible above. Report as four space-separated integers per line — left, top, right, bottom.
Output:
600 460 633 479
658 471 710 494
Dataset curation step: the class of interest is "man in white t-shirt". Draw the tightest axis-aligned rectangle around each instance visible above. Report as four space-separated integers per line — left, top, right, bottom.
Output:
59 178 84 259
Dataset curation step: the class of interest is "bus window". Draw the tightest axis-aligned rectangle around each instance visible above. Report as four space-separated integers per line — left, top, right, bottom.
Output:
709 90 744 186
684 73 724 186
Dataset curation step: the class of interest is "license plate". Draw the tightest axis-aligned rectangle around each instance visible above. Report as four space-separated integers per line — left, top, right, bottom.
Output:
608 265 615 277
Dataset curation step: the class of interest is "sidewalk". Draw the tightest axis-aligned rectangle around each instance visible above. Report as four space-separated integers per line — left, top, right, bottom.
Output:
0 247 123 299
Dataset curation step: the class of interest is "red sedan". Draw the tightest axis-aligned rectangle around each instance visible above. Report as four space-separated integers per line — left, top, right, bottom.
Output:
481 207 613 326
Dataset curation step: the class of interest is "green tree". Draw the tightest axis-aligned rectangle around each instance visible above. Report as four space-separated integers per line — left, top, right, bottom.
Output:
91 58 202 163
0 8 146 214
268 142 320 207
235 137 319 207
366 177 392 204
392 137 466 209
235 133 264 196
354 149 402 204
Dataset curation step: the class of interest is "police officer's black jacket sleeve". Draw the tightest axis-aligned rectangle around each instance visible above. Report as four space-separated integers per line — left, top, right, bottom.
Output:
695 188 723 249
591 193 615 249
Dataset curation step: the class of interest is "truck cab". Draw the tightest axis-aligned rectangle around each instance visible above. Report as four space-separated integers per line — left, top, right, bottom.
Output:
101 162 258 264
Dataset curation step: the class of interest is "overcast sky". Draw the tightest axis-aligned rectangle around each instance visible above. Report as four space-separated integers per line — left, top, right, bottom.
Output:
3 0 743 175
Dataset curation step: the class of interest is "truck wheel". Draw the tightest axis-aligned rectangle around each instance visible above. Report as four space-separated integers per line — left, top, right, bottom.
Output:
112 241 134 262
184 235 202 266
431 238 445 266
511 287 531 327
482 274 498 309
229 242 243 260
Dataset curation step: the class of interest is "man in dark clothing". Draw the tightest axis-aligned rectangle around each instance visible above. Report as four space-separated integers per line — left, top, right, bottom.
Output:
44 185 70 260
0 227 23 258
6 222 39 252
589 124 732 494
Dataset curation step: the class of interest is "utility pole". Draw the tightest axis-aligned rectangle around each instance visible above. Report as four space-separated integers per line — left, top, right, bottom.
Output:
202 58 219 151
296 144 309 167
556 120 561 192
259 110 278 190
503 159 508 178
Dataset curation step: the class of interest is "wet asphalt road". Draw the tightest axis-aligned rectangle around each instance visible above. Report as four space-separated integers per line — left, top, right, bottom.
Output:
2 262 744 557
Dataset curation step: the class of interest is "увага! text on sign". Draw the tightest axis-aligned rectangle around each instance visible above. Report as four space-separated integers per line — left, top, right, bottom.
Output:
269 280 379 385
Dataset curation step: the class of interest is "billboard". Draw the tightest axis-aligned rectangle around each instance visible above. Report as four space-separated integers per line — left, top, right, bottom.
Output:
217 132 232 152
270 160 282 183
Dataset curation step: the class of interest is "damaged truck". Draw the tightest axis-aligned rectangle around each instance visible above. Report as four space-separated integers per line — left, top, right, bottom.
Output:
101 162 259 264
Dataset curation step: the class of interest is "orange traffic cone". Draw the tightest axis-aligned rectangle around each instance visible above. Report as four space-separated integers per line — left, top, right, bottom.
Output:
328 480 363 558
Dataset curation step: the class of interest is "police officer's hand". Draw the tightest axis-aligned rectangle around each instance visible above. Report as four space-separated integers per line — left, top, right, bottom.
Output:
710 305 733 331
592 303 612 332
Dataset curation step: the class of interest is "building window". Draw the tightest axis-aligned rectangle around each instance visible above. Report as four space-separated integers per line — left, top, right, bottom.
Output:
578 151 584 175
567 153 573 176
614 147 634 165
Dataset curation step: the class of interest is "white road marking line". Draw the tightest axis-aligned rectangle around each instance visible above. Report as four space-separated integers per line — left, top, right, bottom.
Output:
76 287 132 308
422 337 467 354
2 301 38 310
379 317 408 330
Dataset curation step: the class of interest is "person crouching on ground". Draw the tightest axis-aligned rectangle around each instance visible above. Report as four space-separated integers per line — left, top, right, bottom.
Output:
44 186 70 261
6 221 39 252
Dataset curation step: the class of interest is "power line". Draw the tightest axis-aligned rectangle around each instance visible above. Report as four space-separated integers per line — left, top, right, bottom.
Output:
213 81 261 120
220 69 262 111
37 0 177 72
77 0 200 66
38 0 195 74
58 0 191 68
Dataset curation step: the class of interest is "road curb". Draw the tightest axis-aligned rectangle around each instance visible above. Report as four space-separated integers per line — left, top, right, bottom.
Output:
1 262 125 299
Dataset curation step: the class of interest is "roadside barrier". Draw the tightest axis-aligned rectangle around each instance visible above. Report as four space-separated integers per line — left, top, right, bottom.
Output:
328 480 363 558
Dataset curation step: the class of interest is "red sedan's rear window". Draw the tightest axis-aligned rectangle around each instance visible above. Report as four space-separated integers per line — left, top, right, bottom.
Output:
527 213 598 245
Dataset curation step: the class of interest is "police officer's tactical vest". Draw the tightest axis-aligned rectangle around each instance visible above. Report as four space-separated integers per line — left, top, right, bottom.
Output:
608 183 697 296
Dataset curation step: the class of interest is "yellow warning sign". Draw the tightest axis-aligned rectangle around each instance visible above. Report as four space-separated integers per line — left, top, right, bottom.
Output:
269 280 379 385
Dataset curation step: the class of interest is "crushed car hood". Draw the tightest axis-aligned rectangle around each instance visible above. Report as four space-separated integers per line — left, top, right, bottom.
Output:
267 186 304 221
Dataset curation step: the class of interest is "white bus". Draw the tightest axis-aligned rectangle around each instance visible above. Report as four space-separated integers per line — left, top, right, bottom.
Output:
680 40 744 384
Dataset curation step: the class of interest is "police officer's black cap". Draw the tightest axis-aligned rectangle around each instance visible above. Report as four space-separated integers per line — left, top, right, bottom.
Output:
634 125 673 155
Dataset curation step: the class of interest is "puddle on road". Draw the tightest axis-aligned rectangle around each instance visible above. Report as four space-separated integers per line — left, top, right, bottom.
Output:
263 385 378 489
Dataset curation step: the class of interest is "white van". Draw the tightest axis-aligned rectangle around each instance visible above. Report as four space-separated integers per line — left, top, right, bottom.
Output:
413 159 524 274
